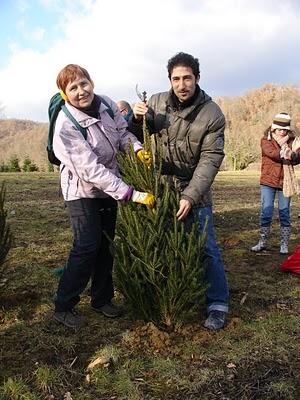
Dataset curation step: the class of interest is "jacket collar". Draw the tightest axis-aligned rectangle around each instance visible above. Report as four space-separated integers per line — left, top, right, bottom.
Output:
166 85 211 119
65 94 113 128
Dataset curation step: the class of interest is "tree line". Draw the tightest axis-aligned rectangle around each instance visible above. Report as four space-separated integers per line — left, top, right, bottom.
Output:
218 84 300 170
1 84 300 172
0 155 40 172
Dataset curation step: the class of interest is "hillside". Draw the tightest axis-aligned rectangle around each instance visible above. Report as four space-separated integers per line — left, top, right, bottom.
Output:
217 84 300 169
1 84 300 170
0 119 48 169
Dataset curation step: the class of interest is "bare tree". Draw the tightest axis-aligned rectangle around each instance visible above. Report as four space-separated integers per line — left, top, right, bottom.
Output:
217 84 300 170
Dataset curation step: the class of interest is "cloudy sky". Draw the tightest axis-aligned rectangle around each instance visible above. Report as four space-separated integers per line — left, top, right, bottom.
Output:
1 0 300 122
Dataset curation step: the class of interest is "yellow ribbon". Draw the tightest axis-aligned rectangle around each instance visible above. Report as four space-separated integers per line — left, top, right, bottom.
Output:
59 90 68 101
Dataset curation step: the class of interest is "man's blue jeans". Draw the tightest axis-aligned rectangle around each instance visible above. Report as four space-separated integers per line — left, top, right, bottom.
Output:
55 197 117 312
186 205 229 313
260 185 291 227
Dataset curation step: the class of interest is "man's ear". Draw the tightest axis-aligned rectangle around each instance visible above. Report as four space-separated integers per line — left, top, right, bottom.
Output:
196 74 200 84
91 80 95 89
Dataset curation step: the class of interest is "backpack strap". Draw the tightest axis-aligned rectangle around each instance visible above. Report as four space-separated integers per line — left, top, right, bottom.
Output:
99 96 115 120
61 105 87 139
47 93 64 151
50 95 113 145
61 97 114 136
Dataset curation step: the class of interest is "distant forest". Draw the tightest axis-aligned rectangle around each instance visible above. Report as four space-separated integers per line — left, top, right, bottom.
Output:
0 84 300 171
218 84 300 170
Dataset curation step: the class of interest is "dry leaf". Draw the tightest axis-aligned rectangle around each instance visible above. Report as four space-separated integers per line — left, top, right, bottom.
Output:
276 302 289 310
87 356 111 370
240 292 248 305
226 362 236 369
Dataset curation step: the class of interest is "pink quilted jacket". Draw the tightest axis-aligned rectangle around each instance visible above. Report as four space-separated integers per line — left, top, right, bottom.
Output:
53 95 142 201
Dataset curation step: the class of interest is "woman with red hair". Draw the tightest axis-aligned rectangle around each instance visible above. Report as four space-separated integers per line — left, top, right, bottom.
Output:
52 64 154 329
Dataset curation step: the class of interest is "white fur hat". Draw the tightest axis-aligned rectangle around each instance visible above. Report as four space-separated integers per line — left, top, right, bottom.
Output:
271 112 291 130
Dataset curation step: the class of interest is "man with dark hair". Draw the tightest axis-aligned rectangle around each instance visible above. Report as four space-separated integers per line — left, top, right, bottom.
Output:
129 52 229 331
167 52 200 80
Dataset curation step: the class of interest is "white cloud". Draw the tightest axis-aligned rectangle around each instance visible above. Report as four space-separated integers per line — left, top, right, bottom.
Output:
1 0 300 121
28 27 45 41
39 0 57 6
16 0 30 12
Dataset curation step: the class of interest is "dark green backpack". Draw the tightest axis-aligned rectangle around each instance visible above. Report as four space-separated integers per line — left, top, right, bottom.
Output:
47 93 115 166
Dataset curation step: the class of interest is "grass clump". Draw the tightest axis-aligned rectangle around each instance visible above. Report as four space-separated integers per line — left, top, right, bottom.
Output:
1 377 39 400
33 365 63 394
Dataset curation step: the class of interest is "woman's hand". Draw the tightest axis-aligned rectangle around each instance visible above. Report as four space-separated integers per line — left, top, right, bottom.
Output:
282 148 292 160
132 190 155 208
136 149 152 166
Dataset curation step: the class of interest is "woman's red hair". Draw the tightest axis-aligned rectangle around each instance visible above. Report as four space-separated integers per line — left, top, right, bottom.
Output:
56 64 92 92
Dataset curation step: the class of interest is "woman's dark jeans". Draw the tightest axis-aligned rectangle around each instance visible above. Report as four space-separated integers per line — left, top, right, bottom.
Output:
55 197 117 312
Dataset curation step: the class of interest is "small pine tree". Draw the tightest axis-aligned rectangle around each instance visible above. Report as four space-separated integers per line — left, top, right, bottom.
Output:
113 121 207 330
22 156 39 172
0 182 12 278
0 162 9 172
7 155 21 172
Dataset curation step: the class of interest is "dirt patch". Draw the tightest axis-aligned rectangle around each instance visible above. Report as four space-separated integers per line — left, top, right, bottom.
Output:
0 289 40 308
121 321 220 357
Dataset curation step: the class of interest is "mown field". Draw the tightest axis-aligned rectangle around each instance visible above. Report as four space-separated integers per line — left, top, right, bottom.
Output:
0 171 300 400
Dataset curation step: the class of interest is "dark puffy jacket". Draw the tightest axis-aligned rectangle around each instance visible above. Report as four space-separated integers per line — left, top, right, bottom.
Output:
129 87 225 206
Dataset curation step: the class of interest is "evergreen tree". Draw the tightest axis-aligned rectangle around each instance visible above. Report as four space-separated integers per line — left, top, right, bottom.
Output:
0 162 9 172
7 155 21 172
22 156 39 172
113 120 207 330
0 182 12 278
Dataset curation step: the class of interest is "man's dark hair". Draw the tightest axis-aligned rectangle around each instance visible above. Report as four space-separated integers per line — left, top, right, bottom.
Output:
167 52 200 79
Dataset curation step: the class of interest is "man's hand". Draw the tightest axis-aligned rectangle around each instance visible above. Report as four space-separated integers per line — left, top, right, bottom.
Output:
133 102 148 122
176 199 192 221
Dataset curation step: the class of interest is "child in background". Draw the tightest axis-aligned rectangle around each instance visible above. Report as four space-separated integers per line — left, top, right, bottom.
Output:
251 112 300 254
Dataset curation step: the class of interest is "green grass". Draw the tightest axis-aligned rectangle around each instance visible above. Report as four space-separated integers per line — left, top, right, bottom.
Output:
0 171 300 399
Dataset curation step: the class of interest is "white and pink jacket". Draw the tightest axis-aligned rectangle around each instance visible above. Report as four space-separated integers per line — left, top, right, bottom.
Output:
53 95 142 201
